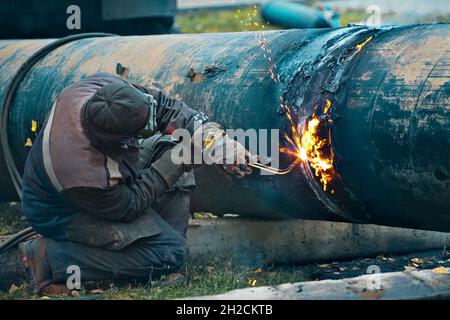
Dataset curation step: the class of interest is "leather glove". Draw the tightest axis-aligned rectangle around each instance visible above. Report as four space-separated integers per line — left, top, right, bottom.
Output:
192 122 253 178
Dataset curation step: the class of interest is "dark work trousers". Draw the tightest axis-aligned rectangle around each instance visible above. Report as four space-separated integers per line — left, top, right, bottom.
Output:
39 135 193 285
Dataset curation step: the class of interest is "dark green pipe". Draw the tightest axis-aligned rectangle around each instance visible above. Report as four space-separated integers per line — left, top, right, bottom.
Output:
261 1 331 29
0 25 449 232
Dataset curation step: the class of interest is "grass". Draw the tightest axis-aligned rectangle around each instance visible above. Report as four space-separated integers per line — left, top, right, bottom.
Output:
0 256 311 300
176 6 280 33
339 8 375 26
102 258 310 300
0 202 29 236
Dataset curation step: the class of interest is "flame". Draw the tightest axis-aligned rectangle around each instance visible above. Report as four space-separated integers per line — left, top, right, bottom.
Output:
281 99 335 192
278 35 375 190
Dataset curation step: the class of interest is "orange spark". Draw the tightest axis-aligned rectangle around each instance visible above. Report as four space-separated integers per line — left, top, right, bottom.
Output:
323 99 331 114
346 36 373 61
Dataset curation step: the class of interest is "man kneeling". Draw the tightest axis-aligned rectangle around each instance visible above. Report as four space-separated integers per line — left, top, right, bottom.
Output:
0 73 252 295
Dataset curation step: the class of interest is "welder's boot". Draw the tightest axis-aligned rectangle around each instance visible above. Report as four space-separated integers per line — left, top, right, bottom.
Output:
0 245 28 292
19 236 53 292
19 236 73 296
1 236 71 295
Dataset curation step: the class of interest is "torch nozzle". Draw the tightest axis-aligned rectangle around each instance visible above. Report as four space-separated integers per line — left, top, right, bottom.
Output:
248 160 299 175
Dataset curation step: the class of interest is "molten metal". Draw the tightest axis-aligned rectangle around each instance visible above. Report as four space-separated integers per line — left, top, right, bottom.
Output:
281 99 335 192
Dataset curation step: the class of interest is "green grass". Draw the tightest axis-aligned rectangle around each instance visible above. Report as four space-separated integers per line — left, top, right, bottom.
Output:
0 257 310 300
0 203 29 236
339 8 374 26
176 6 280 34
103 258 310 300
175 5 374 34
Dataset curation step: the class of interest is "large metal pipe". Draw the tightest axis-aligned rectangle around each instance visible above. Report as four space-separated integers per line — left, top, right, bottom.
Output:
0 25 449 232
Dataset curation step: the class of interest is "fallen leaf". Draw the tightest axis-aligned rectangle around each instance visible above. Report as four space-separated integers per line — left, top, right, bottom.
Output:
90 289 104 295
247 279 257 287
70 290 80 297
404 266 417 272
31 120 38 133
24 138 33 148
359 288 384 300
317 264 330 268
193 212 218 219
432 267 450 275
160 273 185 287
9 284 19 294
411 258 424 264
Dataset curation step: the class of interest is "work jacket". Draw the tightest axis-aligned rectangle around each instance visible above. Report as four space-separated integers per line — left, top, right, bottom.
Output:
21 73 206 249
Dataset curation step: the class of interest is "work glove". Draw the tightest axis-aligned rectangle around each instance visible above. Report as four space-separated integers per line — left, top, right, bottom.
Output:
153 122 254 185
192 122 254 178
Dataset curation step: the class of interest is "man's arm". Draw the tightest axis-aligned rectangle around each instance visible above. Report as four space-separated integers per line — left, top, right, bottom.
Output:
63 161 183 222
134 84 253 178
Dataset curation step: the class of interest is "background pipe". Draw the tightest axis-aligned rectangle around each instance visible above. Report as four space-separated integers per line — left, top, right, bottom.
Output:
261 1 332 29
0 25 448 232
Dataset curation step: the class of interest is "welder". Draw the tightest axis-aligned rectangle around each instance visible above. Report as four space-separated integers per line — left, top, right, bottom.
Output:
0 73 252 295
